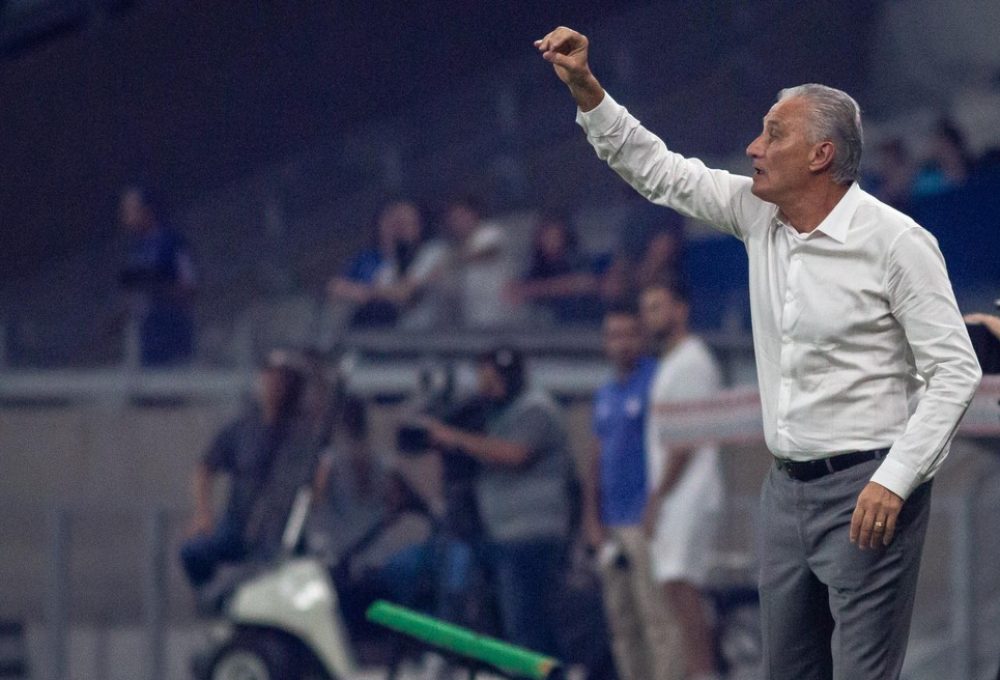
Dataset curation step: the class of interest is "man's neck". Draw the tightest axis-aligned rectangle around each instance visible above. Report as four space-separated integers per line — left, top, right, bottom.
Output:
614 360 639 381
777 182 850 233
261 405 280 425
659 329 688 358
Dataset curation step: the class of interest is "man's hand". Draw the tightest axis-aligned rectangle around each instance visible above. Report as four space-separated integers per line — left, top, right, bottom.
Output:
414 416 462 451
187 510 214 538
534 26 605 112
641 493 664 539
964 312 1000 341
850 481 904 549
583 514 607 552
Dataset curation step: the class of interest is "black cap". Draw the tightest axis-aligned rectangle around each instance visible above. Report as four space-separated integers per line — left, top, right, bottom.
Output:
478 346 526 398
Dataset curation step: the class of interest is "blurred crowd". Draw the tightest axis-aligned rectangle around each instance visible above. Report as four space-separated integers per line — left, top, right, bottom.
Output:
866 117 1000 211
114 106 1000 369
116 103 1000 680
322 194 684 335
174 273 738 679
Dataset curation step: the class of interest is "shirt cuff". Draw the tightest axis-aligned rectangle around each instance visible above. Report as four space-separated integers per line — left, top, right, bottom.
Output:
574 91 620 136
869 455 922 500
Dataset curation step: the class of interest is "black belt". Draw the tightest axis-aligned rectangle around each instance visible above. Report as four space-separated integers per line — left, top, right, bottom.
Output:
774 448 888 482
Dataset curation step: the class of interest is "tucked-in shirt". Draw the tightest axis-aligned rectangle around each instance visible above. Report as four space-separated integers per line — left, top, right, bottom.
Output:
593 357 657 525
578 92 982 500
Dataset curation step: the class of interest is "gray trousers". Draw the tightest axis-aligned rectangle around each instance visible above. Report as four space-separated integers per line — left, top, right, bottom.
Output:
759 458 932 680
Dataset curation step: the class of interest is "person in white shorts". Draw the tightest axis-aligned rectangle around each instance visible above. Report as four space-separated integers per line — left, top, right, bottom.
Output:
640 278 724 680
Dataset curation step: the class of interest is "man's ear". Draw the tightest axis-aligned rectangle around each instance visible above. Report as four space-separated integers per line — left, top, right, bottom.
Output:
810 141 836 174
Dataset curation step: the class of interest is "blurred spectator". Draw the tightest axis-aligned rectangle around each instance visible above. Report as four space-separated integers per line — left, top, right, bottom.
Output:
506 212 604 324
117 186 197 366
422 347 573 655
964 312 1000 374
912 118 973 198
327 200 447 328
179 351 319 589
441 195 515 327
868 138 915 211
603 201 684 306
640 279 724 680
311 390 394 557
586 302 682 680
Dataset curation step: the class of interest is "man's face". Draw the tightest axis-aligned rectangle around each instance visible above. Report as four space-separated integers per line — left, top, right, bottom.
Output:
603 313 644 371
380 202 422 245
118 190 150 232
640 287 684 343
445 204 479 241
257 366 291 412
745 96 820 204
476 362 507 400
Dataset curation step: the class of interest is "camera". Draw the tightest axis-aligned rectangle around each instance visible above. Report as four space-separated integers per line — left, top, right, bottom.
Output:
396 361 492 454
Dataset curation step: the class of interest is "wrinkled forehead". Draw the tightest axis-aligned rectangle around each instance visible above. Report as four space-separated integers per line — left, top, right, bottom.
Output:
764 95 810 128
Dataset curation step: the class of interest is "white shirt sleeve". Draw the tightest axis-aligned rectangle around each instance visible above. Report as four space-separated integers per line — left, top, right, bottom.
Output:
872 227 982 498
575 92 757 240
407 241 448 284
467 224 504 257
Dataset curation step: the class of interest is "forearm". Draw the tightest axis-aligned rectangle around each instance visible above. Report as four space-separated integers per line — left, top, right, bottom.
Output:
567 72 605 113
311 454 334 501
193 465 216 519
330 278 373 303
373 281 414 306
880 230 984 498
650 447 694 499
446 428 531 467
582 446 603 527
519 273 598 301
576 93 748 238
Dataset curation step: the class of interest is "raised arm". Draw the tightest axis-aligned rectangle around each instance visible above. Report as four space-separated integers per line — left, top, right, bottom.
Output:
535 26 757 238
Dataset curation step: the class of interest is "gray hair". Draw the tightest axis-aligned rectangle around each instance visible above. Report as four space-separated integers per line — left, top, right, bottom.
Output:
778 84 863 186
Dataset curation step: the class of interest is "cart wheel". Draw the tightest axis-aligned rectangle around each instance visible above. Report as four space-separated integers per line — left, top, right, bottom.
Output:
209 630 299 680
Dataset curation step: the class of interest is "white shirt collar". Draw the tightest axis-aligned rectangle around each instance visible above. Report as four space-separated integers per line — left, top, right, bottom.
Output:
772 182 863 244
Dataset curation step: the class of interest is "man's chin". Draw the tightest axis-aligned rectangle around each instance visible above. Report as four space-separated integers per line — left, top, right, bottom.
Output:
750 181 775 203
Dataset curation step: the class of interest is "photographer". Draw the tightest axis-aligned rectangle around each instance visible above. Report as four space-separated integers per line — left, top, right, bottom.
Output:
419 348 573 656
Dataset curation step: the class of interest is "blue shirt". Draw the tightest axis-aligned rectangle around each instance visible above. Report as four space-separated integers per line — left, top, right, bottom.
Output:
593 357 657 526
345 248 385 284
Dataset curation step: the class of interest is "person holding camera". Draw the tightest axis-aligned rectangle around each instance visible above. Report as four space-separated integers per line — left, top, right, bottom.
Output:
420 347 573 656
585 301 683 680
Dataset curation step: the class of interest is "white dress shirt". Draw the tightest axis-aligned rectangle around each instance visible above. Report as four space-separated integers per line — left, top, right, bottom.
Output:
578 92 982 500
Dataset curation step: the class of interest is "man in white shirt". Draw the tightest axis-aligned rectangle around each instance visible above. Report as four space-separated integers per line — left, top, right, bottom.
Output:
442 195 515 327
536 26 982 680
640 279 724 680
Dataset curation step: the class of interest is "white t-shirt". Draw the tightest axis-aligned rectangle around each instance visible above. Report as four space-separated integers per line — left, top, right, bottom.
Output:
461 223 514 327
645 335 725 583
646 336 725 509
377 240 449 330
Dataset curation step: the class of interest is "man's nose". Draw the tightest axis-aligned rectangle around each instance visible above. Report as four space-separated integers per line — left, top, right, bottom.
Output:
746 135 763 158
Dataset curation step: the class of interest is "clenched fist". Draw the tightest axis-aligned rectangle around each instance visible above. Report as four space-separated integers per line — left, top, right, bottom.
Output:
534 26 605 112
